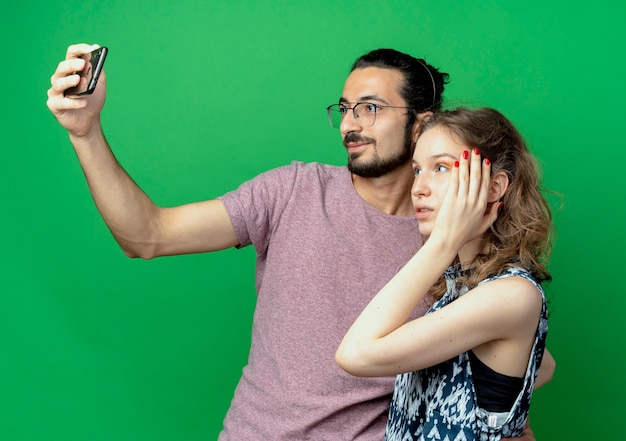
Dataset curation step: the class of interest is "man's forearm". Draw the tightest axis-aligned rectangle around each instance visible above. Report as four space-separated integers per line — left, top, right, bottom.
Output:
70 128 161 258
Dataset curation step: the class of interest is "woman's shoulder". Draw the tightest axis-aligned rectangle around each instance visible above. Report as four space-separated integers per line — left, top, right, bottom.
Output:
472 268 544 321
480 266 543 292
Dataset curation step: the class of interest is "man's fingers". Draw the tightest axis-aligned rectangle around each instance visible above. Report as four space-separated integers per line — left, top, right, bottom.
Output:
54 72 80 91
47 72 89 111
65 43 99 59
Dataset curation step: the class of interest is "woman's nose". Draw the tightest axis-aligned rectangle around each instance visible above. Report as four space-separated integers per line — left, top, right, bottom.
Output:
411 175 430 197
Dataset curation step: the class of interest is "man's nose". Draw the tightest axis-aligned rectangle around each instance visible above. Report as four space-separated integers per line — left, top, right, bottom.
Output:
340 109 362 135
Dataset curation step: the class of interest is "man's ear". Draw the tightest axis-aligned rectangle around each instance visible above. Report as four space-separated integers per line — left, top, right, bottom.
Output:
489 171 509 203
411 111 433 142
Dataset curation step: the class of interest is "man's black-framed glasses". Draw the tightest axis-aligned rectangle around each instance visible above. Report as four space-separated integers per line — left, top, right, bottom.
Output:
326 102 412 129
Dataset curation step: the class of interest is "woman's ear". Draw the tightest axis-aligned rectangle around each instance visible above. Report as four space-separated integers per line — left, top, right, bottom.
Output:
489 171 509 203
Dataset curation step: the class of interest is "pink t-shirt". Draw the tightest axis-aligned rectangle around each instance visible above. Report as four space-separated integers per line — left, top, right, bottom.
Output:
218 161 425 440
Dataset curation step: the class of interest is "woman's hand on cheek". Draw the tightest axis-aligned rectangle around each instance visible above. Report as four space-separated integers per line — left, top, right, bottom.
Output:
430 148 494 249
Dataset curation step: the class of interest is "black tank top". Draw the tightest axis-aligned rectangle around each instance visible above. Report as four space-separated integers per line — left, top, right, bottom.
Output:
469 350 524 412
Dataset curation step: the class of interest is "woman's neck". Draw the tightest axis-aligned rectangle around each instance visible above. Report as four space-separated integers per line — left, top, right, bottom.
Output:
457 237 488 270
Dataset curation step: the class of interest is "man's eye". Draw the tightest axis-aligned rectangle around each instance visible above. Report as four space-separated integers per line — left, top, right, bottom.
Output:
364 103 378 113
339 106 349 115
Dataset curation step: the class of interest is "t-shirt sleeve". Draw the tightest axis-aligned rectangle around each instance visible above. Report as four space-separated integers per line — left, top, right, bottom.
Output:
218 162 299 252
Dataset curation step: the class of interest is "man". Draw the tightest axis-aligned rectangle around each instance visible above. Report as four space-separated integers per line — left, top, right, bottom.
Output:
47 45 551 440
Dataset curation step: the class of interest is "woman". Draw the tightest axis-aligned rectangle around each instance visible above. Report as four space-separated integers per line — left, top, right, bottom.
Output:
336 107 553 440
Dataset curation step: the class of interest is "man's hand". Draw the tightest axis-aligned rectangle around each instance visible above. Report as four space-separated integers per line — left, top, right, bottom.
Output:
46 43 106 138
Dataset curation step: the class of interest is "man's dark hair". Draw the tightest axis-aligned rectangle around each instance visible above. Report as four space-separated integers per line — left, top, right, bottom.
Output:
351 48 450 126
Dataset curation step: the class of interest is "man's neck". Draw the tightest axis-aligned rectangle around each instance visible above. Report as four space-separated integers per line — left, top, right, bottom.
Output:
351 163 415 216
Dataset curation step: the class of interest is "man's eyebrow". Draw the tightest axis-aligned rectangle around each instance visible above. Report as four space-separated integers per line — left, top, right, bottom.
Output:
338 95 390 105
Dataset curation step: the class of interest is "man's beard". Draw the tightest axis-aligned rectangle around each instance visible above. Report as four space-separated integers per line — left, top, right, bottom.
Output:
345 128 413 178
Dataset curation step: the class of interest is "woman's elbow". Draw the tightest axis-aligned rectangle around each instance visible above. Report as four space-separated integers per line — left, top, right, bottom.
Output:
335 344 376 377
335 348 355 375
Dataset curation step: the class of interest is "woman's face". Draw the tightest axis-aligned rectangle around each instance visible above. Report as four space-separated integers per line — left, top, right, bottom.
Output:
410 126 468 236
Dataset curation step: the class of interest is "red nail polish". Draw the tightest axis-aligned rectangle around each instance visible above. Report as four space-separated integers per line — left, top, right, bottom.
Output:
485 157 490 165
454 161 459 168
474 148 480 155
462 150 468 160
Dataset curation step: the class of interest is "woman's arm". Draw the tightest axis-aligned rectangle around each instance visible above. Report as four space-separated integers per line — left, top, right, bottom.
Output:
336 275 542 377
336 148 502 376
535 349 556 389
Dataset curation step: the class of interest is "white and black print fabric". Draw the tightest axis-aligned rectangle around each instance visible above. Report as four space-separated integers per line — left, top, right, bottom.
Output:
385 266 548 441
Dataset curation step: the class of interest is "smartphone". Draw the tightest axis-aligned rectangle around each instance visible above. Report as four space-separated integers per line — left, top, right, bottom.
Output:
64 46 108 96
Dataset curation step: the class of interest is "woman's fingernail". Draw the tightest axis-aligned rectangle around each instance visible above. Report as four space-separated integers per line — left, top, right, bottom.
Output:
485 157 490 165
474 148 480 155
454 161 460 168
462 150 468 160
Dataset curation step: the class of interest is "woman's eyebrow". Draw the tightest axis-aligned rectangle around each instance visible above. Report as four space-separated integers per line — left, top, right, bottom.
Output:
431 153 459 160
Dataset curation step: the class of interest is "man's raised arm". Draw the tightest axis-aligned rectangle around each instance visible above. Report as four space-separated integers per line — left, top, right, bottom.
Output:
47 44 239 259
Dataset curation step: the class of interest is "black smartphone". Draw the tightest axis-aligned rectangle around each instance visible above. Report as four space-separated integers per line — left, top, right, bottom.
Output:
64 46 108 96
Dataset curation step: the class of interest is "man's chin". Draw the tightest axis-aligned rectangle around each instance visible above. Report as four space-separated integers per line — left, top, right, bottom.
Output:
348 157 406 178
348 162 385 178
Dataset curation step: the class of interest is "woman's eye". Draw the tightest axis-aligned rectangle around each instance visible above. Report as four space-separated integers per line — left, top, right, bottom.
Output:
436 164 449 172
413 168 422 176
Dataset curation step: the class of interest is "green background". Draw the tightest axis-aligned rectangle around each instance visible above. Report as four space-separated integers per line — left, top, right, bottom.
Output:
2 1 624 439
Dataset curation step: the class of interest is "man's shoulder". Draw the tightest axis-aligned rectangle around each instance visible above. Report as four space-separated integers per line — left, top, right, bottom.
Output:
286 160 346 174
266 161 348 184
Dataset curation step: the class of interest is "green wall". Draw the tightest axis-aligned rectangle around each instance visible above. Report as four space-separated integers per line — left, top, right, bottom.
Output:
2 1 625 439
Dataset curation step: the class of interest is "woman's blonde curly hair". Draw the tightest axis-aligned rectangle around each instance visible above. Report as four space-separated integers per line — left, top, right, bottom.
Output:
419 107 554 301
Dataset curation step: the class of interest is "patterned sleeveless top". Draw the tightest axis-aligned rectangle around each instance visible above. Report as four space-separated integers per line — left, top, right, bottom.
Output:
385 266 548 441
